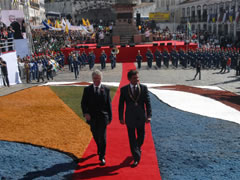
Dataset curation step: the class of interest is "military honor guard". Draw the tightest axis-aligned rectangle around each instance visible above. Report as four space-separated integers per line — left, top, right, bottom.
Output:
136 50 142 69
154 48 162 68
146 49 153 68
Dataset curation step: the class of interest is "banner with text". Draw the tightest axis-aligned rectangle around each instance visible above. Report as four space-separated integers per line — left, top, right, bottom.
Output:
149 12 170 22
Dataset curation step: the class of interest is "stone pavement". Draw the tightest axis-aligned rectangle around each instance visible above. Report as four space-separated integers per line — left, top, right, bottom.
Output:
0 62 239 96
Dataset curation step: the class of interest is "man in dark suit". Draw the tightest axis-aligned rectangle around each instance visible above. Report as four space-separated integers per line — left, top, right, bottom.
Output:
118 69 152 167
81 69 112 166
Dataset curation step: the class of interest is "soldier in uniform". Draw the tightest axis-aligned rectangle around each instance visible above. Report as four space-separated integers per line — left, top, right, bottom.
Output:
193 60 201 80
100 50 107 70
162 49 170 68
81 50 88 66
88 50 96 70
236 55 240 76
68 52 73 72
72 55 79 79
154 48 162 68
109 52 116 69
146 48 153 68
136 50 142 69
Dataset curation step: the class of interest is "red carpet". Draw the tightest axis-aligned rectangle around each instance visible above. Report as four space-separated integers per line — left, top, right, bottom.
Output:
72 63 161 179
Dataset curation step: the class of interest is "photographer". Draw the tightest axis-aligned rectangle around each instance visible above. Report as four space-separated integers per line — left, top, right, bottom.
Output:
0 57 10 87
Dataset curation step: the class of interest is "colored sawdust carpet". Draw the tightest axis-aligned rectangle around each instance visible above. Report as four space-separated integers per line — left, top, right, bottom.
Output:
0 86 92 159
73 63 161 179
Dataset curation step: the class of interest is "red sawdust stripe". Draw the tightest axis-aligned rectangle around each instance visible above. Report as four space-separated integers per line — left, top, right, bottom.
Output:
73 63 161 179
156 85 240 111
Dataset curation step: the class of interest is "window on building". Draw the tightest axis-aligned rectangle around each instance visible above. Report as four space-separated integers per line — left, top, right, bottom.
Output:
187 7 190 17
161 0 164 7
191 6 195 18
197 5 201 19
182 8 185 17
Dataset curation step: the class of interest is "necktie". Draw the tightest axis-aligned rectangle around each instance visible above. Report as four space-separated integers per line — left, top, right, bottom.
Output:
95 86 99 95
133 86 137 98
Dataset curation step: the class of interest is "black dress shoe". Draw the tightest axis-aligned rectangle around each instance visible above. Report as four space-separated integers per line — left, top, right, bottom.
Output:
131 160 139 168
100 158 106 166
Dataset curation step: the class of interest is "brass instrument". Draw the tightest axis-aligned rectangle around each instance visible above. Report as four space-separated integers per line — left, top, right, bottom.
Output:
111 47 119 55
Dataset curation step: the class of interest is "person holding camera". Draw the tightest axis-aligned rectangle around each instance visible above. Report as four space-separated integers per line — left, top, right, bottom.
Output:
0 57 10 87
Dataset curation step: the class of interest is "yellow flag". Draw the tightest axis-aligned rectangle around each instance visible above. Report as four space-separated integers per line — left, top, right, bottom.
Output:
12 0 18 5
230 16 233 23
55 20 61 28
47 19 52 25
82 18 87 26
212 17 215 23
65 24 69 34
86 19 91 26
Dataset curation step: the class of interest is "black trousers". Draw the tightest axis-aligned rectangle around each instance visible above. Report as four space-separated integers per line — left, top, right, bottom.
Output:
47 70 53 80
194 70 201 80
90 119 107 159
127 124 145 162
2 74 9 87
137 61 141 69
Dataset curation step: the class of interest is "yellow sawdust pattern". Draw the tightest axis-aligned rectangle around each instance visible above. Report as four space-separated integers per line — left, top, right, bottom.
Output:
0 86 92 158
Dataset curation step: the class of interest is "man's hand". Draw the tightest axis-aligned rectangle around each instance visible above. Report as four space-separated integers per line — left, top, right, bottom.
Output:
84 113 91 122
120 119 125 125
146 117 151 123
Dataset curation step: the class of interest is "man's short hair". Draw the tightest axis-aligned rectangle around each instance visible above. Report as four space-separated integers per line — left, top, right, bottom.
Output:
127 69 138 80
92 69 103 79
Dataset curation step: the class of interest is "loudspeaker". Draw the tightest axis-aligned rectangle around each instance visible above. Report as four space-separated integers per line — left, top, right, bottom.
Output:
153 43 158 46
136 13 141 26
109 45 114 48
160 43 165 46
84 46 89 49
129 43 135 47
75 45 81 49
121 44 126 47
97 45 101 48
167 43 172 46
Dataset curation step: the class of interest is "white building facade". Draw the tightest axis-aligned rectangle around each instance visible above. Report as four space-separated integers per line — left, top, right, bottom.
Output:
179 0 240 41
0 0 45 25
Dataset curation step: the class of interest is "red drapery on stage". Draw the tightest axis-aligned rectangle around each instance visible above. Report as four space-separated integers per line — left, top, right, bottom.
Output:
61 41 198 64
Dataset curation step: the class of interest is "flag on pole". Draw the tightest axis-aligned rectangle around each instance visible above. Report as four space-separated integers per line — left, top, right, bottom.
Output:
25 0 30 6
212 14 216 23
82 18 87 26
65 24 69 34
86 19 91 26
12 0 18 5
236 11 240 23
47 19 52 25
187 21 192 37
61 18 66 27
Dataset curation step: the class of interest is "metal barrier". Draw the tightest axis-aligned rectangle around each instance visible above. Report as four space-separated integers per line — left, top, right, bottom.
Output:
0 38 15 53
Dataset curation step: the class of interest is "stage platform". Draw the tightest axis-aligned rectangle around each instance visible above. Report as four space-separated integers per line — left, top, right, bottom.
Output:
61 40 198 64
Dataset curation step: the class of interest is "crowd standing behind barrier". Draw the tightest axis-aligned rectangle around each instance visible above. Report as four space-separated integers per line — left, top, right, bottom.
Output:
16 52 65 84
1 20 240 86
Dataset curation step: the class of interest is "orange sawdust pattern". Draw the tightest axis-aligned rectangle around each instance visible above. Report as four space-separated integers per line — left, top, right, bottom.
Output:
0 86 92 159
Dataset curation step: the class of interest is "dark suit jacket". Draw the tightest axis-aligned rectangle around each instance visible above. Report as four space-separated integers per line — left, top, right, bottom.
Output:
81 84 112 125
119 84 152 128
